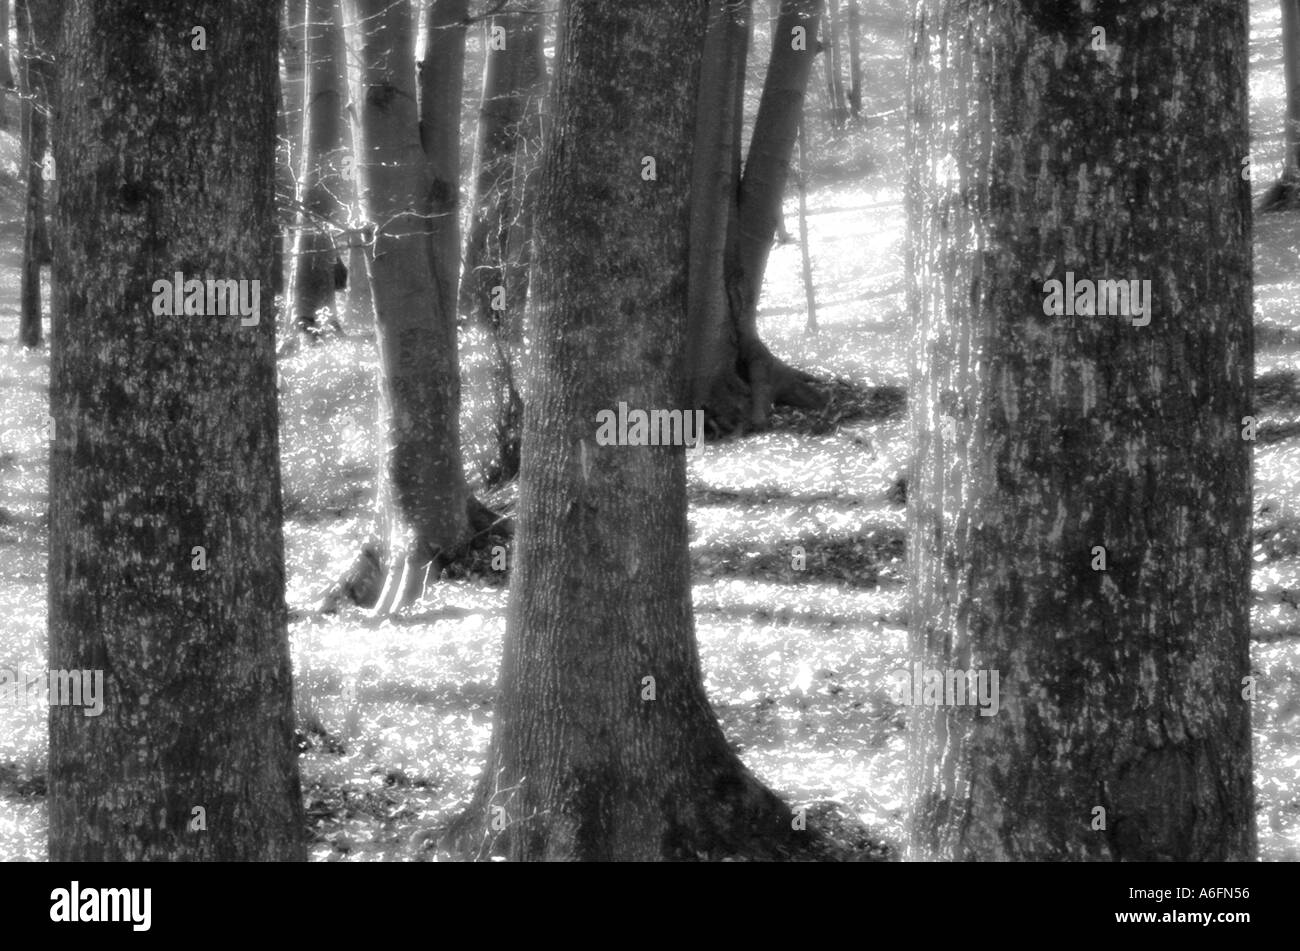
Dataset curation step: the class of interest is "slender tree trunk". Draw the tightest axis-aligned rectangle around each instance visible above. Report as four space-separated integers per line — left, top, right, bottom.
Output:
846 0 860 117
49 0 305 861
1261 0 1300 209
823 0 844 128
291 0 349 340
796 118 815 333
907 0 1256 861
460 2 545 486
0 0 14 92
693 0 825 433
446 0 801 862
419 0 468 327
18 0 56 348
343 0 476 615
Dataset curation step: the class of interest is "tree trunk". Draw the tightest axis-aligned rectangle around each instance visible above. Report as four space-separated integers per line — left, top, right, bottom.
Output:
846 0 860 117
0 0 14 92
907 0 1256 861
460 2 546 486
796 118 815 332
693 0 825 433
1261 0 1300 209
823 0 845 128
18 0 54 348
276 0 307 298
291 0 349 340
446 0 799 862
343 0 475 614
419 0 468 327
49 0 305 861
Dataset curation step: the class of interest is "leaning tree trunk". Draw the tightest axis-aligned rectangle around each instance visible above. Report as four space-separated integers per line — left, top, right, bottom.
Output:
907 0 1256 861
445 0 800 862
693 0 825 433
460 1 546 486
291 0 349 340
343 0 477 615
18 0 55 349
49 0 305 861
1261 0 1300 209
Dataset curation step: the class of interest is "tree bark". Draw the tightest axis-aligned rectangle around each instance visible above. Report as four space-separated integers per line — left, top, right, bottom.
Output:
1260 0 1300 209
446 0 799 862
343 0 475 614
0 0 14 92
18 0 55 348
692 0 825 432
291 0 349 340
419 0 468 328
49 0 305 861
686 0 750 405
846 0 860 117
796 118 815 332
460 2 546 486
907 0 1256 861
823 0 845 128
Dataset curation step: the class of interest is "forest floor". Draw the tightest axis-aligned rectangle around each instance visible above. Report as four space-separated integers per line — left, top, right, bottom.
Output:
2 1 1300 861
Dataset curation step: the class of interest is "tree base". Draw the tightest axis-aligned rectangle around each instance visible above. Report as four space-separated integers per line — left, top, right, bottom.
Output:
703 341 827 435
436 747 829 861
1257 172 1300 212
313 497 511 614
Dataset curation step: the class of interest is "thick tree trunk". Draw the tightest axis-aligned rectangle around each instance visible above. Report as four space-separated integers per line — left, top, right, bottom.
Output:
343 0 474 614
460 2 545 485
687 0 750 406
291 0 349 340
18 0 54 348
846 0 860 117
694 0 825 432
446 0 799 862
49 0 305 861
907 0 1256 861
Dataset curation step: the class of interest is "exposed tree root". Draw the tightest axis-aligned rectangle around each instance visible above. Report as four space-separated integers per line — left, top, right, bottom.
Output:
1257 172 1300 212
703 340 828 436
313 496 512 615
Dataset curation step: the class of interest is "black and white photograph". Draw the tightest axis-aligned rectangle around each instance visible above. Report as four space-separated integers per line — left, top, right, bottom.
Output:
0 0 1292 924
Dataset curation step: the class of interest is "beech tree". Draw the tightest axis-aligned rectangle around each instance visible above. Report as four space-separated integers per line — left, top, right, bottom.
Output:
290 0 349 340
846 0 860 118
447 0 799 861
49 0 305 860
0 0 13 92
17 0 58 348
340 0 487 614
690 0 825 431
907 0 1256 860
1260 0 1300 209
460 1 547 486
